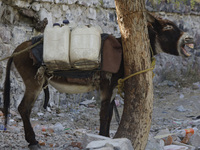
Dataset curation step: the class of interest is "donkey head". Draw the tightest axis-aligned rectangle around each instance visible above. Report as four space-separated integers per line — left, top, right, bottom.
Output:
147 13 194 57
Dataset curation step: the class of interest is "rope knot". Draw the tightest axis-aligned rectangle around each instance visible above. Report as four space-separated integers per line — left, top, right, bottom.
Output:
117 78 125 98
117 56 156 98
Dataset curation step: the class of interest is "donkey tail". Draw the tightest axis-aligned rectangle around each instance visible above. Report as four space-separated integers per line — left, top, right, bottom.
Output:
43 86 50 109
3 57 13 126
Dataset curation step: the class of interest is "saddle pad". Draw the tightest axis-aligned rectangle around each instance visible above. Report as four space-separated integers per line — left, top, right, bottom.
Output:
101 35 122 73
31 35 43 66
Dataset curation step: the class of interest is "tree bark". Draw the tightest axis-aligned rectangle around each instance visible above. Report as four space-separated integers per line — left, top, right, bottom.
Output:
114 1 153 150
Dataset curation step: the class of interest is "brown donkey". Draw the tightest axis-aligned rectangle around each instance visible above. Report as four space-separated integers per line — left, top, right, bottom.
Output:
3 13 194 149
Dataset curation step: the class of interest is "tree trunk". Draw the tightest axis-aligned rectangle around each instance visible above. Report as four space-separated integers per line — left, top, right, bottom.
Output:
114 1 153 150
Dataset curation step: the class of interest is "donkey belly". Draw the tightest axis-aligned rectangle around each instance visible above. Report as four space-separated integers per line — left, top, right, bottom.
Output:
49 80 95 94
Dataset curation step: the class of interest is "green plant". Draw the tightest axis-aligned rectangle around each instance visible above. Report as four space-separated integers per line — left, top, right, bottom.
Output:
191 0 196 9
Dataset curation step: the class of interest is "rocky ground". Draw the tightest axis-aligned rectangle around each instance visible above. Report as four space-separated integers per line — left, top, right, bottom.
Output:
0 81 200 150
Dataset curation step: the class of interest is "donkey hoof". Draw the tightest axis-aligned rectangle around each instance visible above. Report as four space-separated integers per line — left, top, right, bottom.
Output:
28 143 41 150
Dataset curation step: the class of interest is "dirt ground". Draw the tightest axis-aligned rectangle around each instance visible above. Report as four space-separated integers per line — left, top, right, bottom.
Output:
152 82 200 128
0 82 200 149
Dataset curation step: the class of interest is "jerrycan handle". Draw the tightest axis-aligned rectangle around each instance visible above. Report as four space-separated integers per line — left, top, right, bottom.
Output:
53 23 60 27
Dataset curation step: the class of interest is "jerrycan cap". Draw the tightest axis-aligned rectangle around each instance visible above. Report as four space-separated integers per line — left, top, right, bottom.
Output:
63 20 70 25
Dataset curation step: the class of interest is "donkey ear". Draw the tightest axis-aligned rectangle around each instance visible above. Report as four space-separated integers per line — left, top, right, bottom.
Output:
146 13 157 24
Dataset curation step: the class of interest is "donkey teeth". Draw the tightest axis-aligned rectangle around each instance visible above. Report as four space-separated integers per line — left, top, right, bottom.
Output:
187 43 194 49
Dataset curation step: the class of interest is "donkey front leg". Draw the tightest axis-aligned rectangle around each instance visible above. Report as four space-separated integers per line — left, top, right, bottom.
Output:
18 86 43 148
99 80 115 137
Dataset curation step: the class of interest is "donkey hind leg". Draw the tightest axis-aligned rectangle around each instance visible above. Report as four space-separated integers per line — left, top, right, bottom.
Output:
99 81 115 137
18 83 44 147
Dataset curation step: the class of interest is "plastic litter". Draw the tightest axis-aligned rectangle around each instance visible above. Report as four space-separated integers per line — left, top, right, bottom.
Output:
174 127 198 144
175 128 198 138
39 141 46 146
53 122 64 133
0 111 3 116
176 105 187 112
0 124 6 131
33 124 55 133
163 135 173 145
179 94 184 99
64 128 71 131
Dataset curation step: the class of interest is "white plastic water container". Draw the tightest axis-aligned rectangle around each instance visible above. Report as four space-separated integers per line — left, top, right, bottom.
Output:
70 25 102 70
43 23 70 70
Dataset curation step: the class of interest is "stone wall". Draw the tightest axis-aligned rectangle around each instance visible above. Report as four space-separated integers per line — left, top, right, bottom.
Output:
0 0 200 108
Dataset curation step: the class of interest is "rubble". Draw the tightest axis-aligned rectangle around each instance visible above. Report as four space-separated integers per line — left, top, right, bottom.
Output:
0 83 200 149
176 105 187 112
86 138 134 150
164 145 189 150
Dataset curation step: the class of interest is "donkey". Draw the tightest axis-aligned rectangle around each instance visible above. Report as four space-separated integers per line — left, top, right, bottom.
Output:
3 13 194 148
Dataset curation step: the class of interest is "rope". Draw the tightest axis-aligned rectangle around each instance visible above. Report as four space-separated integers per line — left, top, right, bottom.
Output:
117 48 156 98
0 38 43 62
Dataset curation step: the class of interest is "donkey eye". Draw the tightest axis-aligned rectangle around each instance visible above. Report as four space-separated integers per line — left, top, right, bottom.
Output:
163 25 173 31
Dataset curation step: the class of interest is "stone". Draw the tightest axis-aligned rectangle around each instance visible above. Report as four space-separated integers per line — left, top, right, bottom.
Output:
146 134 164 150
96 143 114 150
80 99 96 106
179 94 184 99
84 133 111 141
32 2 41 12
54 0 68 4
2 6 16 24
51 5 62 19
87 8 97 20
39 8 53 27
176 105 187 112
86 138 134 150
37 112 44 116
76 0 100 7
12 1 30 8
34 0 54 2
12 26 31 46
172 141 195 150
77 0 92 7
154 128 174 146
42 3 51 11
108 12 116 22
102 0 115 8
0 42 12 58
53 122 64 133
67 0 78 5
62 5 69 11
188 132 200 148
156 129 171 136
192 82 200 90
65 6 86 23
164 145 188 150
0 2 4 18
